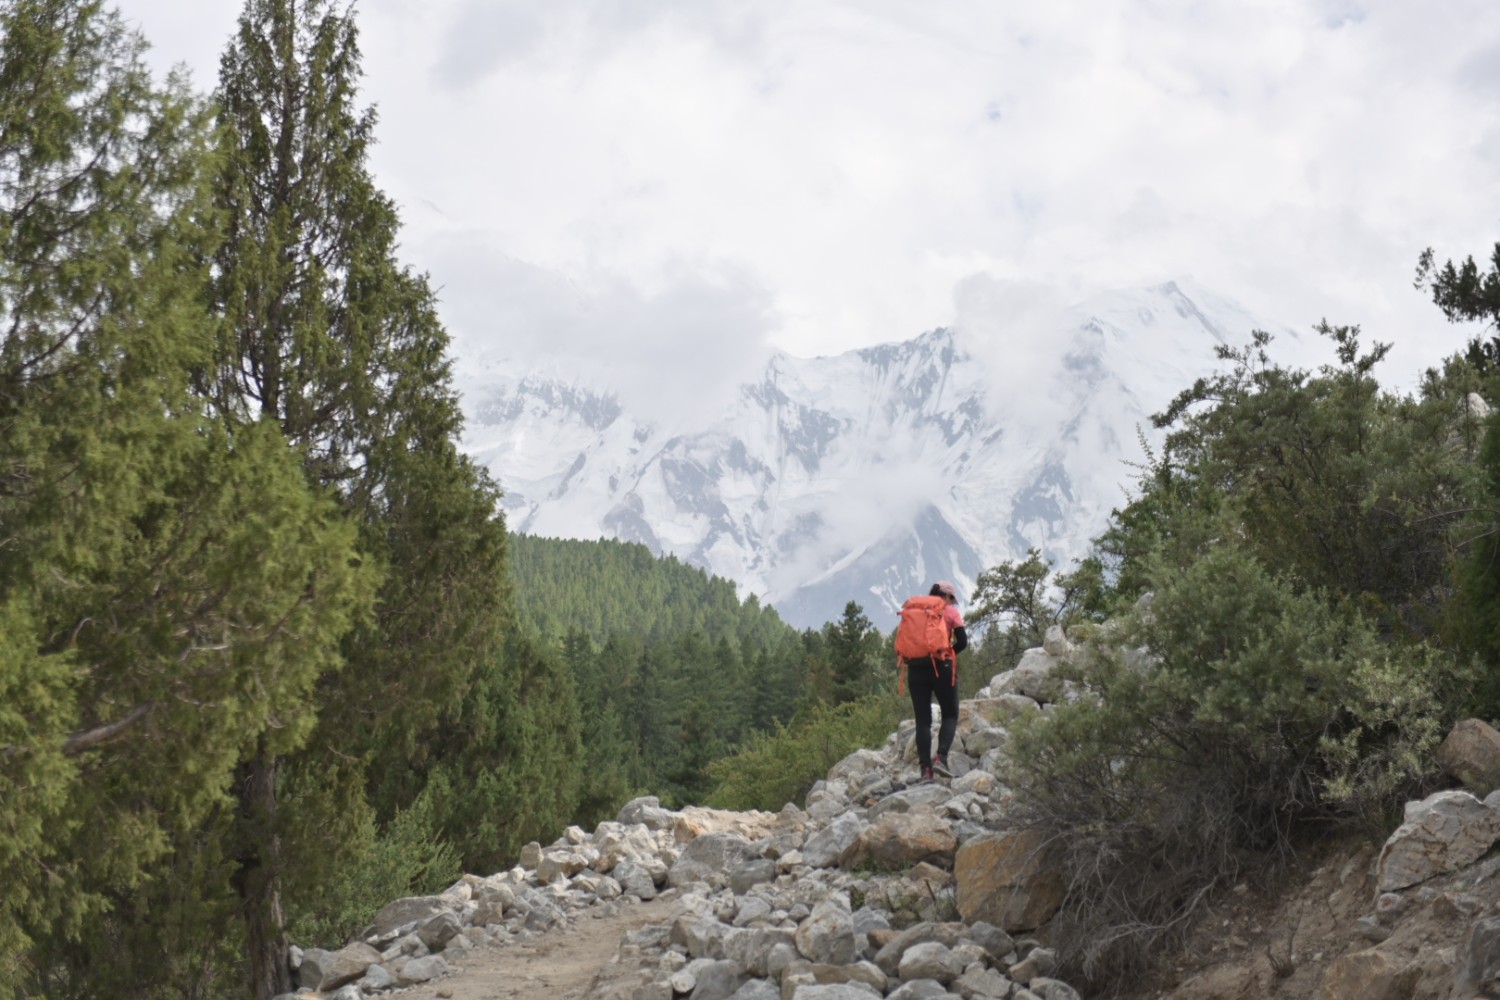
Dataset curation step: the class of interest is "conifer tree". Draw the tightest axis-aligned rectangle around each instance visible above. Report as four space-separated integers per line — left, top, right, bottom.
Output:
0 0 369 994
207 0 514 992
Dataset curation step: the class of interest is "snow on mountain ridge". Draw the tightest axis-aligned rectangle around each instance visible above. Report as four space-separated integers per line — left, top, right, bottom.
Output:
457 280 1295 629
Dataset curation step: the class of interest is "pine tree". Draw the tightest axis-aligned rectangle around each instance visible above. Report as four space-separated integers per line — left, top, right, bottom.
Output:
207 0 512 992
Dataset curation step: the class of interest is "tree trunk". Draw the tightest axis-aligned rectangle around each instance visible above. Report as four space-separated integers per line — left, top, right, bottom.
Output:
238 753 292 1000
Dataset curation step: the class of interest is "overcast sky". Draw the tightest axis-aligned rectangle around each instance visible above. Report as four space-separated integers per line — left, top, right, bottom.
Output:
115 0 1500 399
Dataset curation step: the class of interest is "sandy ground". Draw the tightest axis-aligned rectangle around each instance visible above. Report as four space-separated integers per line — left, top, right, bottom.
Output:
393 896 676 1000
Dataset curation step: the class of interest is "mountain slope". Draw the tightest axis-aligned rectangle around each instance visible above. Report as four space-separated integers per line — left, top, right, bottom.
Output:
459 279 1296 628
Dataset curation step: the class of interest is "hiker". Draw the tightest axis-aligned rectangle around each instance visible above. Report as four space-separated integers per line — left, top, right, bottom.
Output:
895 580 968 782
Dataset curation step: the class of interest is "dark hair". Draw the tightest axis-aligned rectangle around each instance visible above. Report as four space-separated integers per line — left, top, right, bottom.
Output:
929 584 945 597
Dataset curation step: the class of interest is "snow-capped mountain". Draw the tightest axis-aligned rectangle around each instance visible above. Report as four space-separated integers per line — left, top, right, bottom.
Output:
458 279 1296 629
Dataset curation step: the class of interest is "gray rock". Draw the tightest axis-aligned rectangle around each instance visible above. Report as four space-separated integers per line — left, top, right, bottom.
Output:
328 986 363 1000
398 954 451 984
967 922 1017 966
359 963 396 991
363 896 449 939
1458 916 1500 1000
619 796 678 830
1375 790 1500 892
955 965 1013 999
787 984 883 999
1027 979 1081 1000
616 859 660 900
689 959 748 1000
418 911 462 949
802 813 866 869
670 832 756 889
728 979 780 1000
887 982 954 1000
1008 946 1055 984
794 893 856 965
734 896 774 927
899 942 964 984
731 859 779 895
851 907 892 936
721 926 795 977
873 922 969 977
298 943 383 992
671 911 730 959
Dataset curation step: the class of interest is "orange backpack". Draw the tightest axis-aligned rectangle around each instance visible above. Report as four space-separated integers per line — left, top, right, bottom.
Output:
893 595 954 693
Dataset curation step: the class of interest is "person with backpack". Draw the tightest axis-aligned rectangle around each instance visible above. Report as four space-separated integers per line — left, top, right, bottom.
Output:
894 580 968 782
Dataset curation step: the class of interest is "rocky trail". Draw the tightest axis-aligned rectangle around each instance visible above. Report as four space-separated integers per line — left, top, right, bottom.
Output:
287 633 1500 1000
394 895 678 1000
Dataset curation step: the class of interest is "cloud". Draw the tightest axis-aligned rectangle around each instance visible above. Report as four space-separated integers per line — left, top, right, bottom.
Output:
425 232 776 423
113 0 1500 397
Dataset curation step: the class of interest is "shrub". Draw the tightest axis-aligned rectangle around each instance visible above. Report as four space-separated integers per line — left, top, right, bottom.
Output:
284 787 459 948
705 695 905 812
1001 544 1471 988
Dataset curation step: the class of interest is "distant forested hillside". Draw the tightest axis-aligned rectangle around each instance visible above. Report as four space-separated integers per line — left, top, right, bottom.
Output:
507 534 793 647
503 535 818 817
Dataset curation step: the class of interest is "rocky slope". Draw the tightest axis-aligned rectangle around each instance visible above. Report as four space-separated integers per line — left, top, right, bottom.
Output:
281 636 1500 1000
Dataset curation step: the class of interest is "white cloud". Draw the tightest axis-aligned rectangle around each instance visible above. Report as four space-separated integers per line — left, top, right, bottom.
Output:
113 0 1500 398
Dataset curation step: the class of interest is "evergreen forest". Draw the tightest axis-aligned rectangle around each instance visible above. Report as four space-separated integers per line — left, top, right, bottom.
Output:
6 0 1500 997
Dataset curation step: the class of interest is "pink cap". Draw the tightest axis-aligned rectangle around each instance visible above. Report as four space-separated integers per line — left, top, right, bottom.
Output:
934 580 958 601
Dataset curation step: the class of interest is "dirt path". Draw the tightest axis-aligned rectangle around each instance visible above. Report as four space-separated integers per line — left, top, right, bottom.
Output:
395 896 676 1000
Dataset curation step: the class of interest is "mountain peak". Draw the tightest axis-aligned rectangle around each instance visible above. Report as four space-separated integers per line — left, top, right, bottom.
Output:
458 280 1278 627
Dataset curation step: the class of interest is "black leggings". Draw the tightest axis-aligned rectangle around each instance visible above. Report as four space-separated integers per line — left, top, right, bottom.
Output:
907 657 958 768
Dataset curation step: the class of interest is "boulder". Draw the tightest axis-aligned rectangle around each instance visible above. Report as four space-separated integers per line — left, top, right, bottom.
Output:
1042 625 1072 657
363 895 449 939
1375 790 1500 892
727 980 780 1000
397 954 451 985
988 648 1065 703
417 911 462 949
839 810 957 871
297 943 382 992
803 812 867 869
897 942 963 984
1457 916 1500 1000
669 831 756 888
872 922 970 977
618 795 677 830
794 893 856 965
729 858 778 895
1439 719 1500 796
1321 949 1420 1000
955 830 1064 932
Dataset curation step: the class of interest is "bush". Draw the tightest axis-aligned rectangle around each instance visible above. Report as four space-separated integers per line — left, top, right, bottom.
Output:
705 695 905 812
1001 544 1471 988
285 787 459 948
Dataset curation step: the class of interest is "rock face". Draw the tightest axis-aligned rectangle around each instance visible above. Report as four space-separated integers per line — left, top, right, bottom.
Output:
1375 790 1500 892
954 830 1065 932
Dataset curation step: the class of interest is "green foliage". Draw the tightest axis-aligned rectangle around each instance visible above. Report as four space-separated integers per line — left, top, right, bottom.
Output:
992 320 1492 990
508 534 813 816
705 695 906 812
1002 545 1471 986
285 786 459 949
969 548 1111 670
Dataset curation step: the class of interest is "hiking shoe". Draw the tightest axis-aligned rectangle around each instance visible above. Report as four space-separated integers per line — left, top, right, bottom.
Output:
932 754 952 778
921 766 934 783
